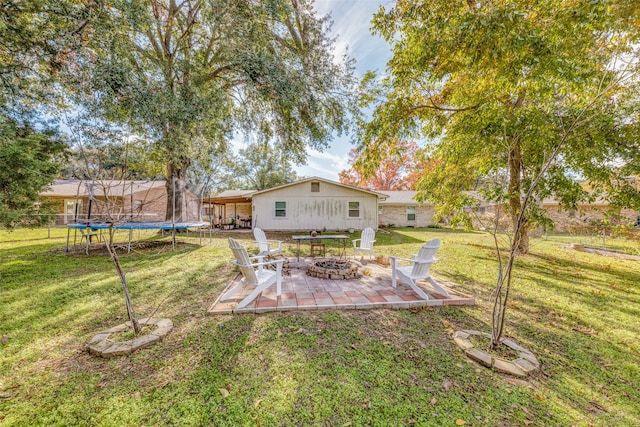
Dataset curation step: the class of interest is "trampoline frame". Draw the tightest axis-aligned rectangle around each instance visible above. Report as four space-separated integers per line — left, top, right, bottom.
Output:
67 221 210 254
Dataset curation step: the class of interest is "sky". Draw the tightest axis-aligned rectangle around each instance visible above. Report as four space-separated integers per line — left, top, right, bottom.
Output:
296 1 394 181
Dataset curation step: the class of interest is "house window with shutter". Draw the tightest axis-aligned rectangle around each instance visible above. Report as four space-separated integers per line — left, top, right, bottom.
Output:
275 201 287 217
407 206 416 221
348 201 360 218
311 181 320 192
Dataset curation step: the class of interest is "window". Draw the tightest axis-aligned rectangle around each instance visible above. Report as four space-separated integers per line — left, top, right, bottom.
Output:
275 201 286 217
407 206 416 221
348 201 360 218
311 181 320 192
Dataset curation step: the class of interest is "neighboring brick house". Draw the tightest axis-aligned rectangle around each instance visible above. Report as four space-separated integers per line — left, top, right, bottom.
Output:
41 179 201 225
542 197 638 232
377 191 435 228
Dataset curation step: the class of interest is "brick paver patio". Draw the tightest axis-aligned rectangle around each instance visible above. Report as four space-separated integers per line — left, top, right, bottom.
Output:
207 258 475 315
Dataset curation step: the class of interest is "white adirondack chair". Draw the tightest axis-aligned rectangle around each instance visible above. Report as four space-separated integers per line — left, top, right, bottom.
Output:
221 238 283 309
352 227 375 258
389 238 450 300
253 227 283 257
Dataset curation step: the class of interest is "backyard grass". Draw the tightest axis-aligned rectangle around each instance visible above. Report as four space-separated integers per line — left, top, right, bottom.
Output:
1 227 638 426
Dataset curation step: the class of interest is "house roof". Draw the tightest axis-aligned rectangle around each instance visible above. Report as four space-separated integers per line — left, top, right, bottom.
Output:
207 189 256 204
41 179 167 198
251 177 388 199
541 196 610 206
378 191 425 206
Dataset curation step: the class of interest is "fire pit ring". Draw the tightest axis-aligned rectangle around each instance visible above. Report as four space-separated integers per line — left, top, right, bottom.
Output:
306 258 361 280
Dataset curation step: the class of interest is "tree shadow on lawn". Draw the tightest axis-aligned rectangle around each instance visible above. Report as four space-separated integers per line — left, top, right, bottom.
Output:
445 243 640 339
185 310 554 426
4 237 638 425
506 307 639 425
441 245 640 424
1 241 228 356
0 249 243 425
457 241 640 298
443 282 640 425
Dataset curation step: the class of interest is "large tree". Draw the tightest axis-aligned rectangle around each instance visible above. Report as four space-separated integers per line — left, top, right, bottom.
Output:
221 140 299 191
66 0 355 221
358 0 640 253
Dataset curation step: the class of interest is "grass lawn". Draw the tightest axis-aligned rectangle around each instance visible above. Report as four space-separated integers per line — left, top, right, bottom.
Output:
1 227 638 426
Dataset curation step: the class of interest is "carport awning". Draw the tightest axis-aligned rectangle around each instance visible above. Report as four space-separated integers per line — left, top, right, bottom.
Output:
206 196 252 205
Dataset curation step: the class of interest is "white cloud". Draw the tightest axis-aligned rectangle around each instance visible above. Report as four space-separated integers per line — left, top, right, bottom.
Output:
307 147 349 170
315 0 391 73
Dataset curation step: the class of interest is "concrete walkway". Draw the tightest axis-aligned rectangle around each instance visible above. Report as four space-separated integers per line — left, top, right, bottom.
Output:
207 258 475 315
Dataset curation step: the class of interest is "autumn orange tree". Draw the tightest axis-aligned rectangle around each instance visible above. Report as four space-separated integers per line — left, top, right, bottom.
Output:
339 140 428 190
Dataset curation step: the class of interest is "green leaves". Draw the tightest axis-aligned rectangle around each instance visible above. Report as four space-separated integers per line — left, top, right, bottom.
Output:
359 0 640 233
0 115 68 227
59 0 355 220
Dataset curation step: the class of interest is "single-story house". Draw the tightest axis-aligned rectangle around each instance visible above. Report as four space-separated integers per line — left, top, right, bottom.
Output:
41 179 201 225
207 177 386 231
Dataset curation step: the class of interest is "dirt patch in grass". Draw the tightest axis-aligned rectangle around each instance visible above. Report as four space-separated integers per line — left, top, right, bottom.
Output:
108 324 156 342
51 240 196 255
468 334 520 360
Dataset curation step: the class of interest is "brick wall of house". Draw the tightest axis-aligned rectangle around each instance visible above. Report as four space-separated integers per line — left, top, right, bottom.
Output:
544 205 638 232
379 205 435 228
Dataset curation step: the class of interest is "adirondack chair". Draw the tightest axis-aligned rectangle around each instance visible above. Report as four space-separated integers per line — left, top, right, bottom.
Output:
221 238 283 309
253 227 283 257
389 238 450 300
352 227 375 258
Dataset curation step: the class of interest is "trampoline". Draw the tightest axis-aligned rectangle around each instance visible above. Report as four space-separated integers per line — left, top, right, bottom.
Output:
67 221 210 254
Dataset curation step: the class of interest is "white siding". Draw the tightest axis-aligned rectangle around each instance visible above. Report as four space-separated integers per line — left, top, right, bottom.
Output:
252 181 379 231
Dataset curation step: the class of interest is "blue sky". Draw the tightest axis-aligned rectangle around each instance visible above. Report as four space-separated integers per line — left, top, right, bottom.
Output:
292 0 393 181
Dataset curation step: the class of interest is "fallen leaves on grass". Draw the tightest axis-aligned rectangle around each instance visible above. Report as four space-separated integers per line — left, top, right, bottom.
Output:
218 388 229 398
589 401 608 412
572 327 599 336
442 379 452 392
455 419 467 425
441 320 455 329
521 406 534 417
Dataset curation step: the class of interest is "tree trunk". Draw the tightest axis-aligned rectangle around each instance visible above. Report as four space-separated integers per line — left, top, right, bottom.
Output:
508 142 529 254
166 157 191 222
105 228 140 334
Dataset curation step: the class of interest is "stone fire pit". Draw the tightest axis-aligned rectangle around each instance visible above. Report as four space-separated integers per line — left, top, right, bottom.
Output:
307 258 361 280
